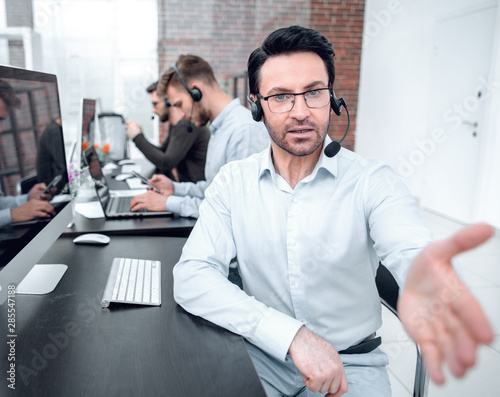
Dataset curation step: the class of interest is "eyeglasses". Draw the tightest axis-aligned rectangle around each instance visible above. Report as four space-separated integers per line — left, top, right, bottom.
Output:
257 88 331 113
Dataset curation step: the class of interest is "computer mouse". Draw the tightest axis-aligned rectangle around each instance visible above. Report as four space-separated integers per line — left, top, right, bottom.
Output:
73 233 111 245
114 173 133 181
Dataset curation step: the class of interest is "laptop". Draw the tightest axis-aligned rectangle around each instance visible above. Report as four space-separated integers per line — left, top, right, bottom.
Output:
85 147 171 218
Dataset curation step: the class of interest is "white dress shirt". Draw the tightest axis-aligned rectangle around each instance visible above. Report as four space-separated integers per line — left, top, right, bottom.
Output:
166 98 269 218
173 136 433 361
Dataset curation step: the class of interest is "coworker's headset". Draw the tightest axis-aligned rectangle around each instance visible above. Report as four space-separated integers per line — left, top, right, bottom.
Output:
247 78 350 158
171 63 202 133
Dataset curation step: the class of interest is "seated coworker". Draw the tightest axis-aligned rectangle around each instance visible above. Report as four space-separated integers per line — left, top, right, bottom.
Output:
126 81 209 182
130 55 269 218
0 184 55 228
171 26 494 396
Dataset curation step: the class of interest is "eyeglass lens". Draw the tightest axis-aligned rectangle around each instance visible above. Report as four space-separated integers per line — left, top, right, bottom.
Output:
268 89 330 113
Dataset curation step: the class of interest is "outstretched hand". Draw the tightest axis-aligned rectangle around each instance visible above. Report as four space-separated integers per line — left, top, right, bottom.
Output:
398 223 495 384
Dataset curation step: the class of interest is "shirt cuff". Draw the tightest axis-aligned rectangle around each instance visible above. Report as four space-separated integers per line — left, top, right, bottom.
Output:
165 195 183 214
172 181 187 196
16 194 28 206
252 307 304 362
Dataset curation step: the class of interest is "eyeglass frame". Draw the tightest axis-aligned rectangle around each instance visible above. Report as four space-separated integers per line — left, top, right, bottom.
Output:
256 87 332 113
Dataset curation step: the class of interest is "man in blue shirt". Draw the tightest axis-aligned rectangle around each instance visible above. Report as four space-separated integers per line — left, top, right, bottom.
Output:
130 55 269 218
172 26 494 396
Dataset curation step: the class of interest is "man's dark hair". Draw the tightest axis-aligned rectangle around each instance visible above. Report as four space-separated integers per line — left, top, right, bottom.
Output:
0 79 21 109
158 54 217 97
146 81 158 94
247 26 336 95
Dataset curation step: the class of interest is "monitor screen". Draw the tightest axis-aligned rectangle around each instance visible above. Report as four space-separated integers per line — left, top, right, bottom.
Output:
80 98 97 153
0 65 72 304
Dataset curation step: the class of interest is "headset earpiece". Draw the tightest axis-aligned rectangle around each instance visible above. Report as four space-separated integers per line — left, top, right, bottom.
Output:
324 88 349 158
172 63 202 102
189 87 202 102
330 88 342 116
247 95 263 121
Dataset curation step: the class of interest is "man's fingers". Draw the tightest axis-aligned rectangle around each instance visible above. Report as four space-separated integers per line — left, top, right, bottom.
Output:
453 291 494 344
326 372 348 397
420 341 445 385
427 223 494 263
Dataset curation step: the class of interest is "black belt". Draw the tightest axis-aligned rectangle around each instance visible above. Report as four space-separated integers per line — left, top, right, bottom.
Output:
338 333 382 355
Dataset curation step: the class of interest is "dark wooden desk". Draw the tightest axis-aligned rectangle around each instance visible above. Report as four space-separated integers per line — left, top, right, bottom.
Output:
0 235 265 397
64 212 197 237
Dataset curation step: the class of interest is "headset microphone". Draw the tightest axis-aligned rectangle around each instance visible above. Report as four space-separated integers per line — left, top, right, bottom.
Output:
324 95 350 158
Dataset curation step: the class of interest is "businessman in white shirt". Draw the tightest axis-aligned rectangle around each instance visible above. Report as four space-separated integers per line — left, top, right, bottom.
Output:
172 26 494 396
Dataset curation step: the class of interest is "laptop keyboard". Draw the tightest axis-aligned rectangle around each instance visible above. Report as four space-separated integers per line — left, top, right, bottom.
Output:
101 257 161 308
108 196 132 213
108 196 147 214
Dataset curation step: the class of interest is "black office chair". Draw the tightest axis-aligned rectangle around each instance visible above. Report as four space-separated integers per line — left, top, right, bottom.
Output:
17 173 38 194
375 264 428 397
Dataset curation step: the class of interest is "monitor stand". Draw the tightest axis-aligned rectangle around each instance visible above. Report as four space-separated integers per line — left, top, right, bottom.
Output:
16 264 68 295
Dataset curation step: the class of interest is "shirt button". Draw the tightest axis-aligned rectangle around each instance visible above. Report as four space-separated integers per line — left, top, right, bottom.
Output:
289 240 296 246
292 198 298 203
292 281 299 289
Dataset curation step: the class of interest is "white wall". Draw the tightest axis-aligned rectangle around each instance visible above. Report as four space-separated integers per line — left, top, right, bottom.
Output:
356 0 500 228
474 3 500 226
32 0 159 156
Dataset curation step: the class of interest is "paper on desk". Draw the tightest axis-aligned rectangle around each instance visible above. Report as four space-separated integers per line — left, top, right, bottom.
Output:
110 188 147 196
125 177 150 190
74 201 105 219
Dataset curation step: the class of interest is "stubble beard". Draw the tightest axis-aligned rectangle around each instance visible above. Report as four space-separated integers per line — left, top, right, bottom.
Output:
264 118 330 157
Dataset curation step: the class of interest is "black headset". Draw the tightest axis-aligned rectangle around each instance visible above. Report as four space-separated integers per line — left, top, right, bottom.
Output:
172 63 202 102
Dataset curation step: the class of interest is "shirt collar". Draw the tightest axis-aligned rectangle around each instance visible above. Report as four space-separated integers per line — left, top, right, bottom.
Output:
259 134 339 180
210 98 241 134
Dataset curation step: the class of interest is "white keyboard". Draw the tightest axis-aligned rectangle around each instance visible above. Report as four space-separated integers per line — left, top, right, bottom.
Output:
101 257 161 308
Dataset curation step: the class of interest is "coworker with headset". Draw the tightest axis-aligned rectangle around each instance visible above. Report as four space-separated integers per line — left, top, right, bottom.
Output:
172 26 494 396
125 81 210 183
130 54 269 218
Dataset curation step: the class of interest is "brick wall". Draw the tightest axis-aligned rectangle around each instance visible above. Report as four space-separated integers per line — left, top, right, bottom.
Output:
157 0 365 150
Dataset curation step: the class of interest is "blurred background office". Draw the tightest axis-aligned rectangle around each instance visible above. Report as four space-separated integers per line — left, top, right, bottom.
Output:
0 1 499 396
1 0 499 229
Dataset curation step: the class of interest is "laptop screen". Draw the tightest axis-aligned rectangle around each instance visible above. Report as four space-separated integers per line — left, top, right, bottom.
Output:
85 147 110 209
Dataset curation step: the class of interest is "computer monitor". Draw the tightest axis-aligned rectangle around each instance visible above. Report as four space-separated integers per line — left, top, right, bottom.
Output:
80 98 97 154
0 65 73 305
